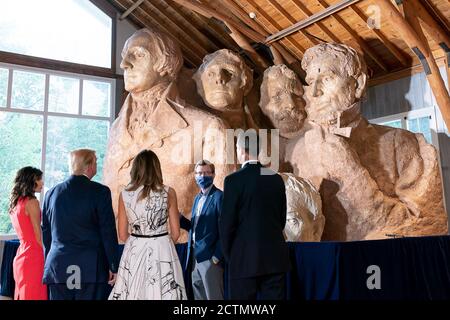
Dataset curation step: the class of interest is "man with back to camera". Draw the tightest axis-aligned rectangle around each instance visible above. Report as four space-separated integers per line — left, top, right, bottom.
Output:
42 149 119 300
219 131 290 300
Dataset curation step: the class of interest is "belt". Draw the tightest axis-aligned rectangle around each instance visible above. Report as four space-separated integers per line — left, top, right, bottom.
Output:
131 232 168 238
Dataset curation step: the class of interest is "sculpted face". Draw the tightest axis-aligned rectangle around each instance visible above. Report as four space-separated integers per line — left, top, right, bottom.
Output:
264 76 306 137
304 57 357 123
199 57 245 111
120 34 160 93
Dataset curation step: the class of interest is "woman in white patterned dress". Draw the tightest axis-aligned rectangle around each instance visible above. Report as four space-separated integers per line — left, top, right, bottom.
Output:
109 150 186 300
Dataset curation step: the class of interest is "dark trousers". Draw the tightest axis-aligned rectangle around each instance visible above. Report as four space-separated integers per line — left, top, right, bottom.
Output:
229 273 286 300
48 283 110 300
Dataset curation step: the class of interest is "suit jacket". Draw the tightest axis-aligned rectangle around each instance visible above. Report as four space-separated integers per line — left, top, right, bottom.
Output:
42 175 119 284
186 185 223 269
219 162 290 279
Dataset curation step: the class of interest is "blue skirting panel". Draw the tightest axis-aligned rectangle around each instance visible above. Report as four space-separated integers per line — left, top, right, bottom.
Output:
2 236 450 299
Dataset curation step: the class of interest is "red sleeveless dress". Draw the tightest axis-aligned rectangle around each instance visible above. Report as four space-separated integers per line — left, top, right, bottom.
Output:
10 197 47 300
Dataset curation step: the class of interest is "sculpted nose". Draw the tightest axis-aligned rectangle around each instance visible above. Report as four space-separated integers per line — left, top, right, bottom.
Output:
215 69 229 85
120 57 131 70
310 80 323 97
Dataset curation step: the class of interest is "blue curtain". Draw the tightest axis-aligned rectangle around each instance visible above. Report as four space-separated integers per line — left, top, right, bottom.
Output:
0 239 20 297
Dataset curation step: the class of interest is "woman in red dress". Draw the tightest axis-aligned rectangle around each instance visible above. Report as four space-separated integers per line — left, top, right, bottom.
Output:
9 166 47 300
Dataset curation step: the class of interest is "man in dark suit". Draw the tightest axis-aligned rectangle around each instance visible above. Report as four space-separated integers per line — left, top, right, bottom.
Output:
186 160 224 300
220 131 290 300
42 149 119 300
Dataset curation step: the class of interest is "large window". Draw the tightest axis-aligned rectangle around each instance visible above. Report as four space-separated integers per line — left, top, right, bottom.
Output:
0 63 114 234
0 0 112 68
370 108 439 148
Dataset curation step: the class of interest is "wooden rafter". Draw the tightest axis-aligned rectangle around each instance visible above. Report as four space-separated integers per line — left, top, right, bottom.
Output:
422 0 450 34
265 0 361 43
223 0 302 63
223 21 270 70
141 0 208 56
117 0 202 65
170 0 265 43
290 0 341 43
266 0 319 47
315 0 388 72
377 0 450 130
407 0 450 50
349 4 409 66
190 0 244 52
119 0 144 20
246 0 306 56
162 0 220 52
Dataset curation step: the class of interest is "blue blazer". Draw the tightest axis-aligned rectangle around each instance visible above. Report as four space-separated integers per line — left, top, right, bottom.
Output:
186 185 223 269
42 175 119 284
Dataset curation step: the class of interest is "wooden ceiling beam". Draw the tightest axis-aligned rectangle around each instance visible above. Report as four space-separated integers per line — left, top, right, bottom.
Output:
421 0 450 34
119 0 144 20
118 0 202 65
224 21 270 70
163 0 220 52
170 0 265 43
315 0 388 72
141 0 208 57
350 4 409 66
266 0 319 46
265 0 361 43
290 0 341 43
246 0 306 56
223 0 302 63
407 0 450 51
378 0 450 130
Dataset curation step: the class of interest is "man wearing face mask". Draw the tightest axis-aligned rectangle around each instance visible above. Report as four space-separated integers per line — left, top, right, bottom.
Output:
186 160 224 300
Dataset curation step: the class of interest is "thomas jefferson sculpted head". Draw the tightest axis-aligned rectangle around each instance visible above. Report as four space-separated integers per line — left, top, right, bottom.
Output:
193 49 253 112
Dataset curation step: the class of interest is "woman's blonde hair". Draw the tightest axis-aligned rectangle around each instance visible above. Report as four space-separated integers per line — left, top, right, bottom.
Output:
69 149 96 175
126 149 164 201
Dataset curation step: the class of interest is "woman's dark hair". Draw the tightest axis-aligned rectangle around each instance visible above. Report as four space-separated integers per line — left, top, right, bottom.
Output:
126 149 164 201
9 166 43 213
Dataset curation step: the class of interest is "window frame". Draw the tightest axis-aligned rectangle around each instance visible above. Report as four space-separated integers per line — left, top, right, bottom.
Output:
369 107 440 151
0 62 115 236
0 0 117 78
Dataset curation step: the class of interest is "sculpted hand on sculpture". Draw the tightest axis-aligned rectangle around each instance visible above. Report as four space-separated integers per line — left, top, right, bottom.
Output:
282 43 447 240
194 49 254 129
103 28 234 232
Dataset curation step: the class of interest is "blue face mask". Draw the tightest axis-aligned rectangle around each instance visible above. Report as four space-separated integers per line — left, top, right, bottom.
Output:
195 175 214 190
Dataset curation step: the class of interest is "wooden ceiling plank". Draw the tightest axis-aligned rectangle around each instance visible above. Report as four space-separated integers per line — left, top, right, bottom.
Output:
266 0 319 46
315 0 388 72
246 0 306 54
141 0 208 56
350 4 408 66
265 0 361 43
378 0 450 130
226 0 303 60
170 0 265 43
113 0 197 67
119 0 203 65
290 0 341 43
163 0 220 51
